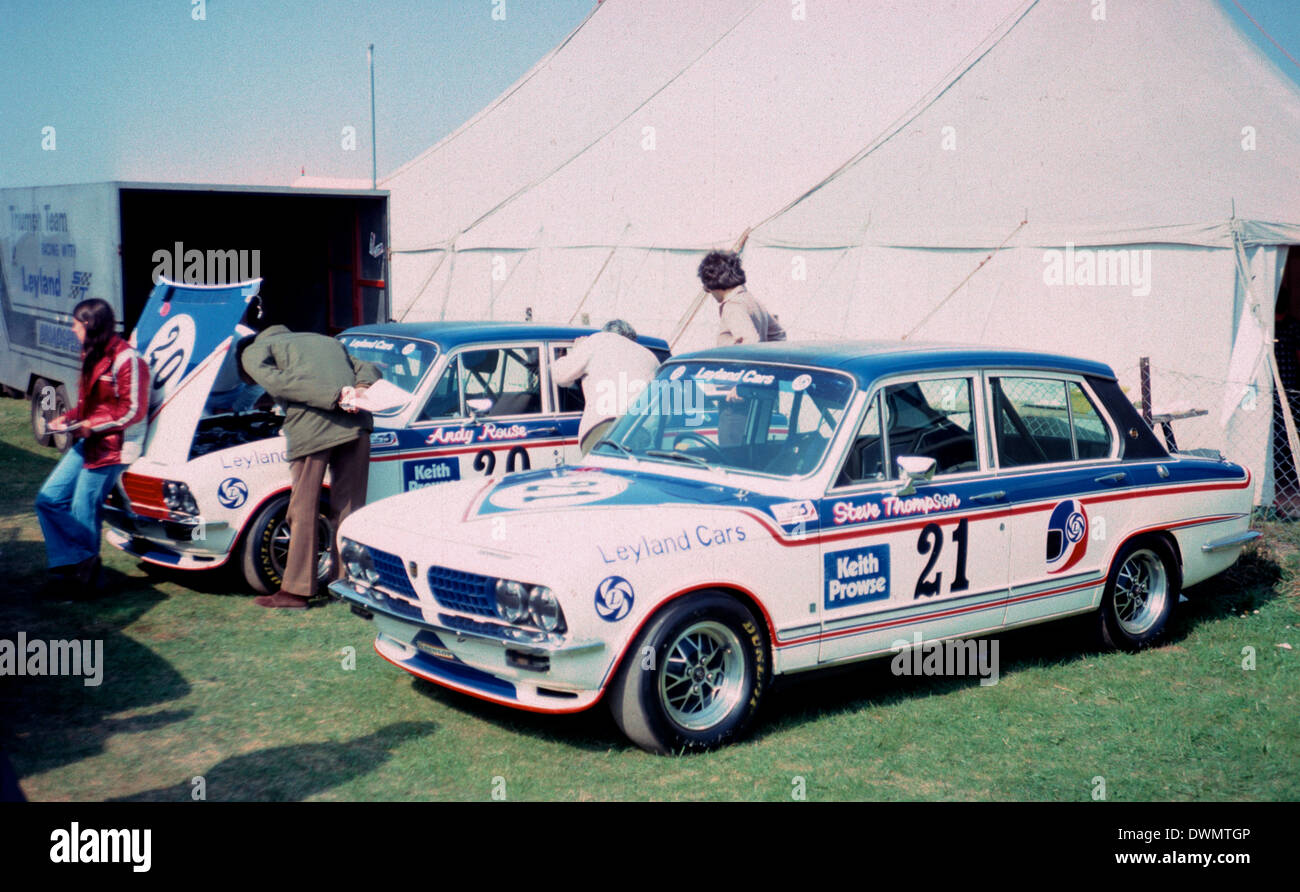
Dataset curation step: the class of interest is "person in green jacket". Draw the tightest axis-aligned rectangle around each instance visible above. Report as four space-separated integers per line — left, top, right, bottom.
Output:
238 312 382 609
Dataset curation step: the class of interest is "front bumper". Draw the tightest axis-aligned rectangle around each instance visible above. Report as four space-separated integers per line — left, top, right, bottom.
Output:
103 505 234 569
329 579 609 713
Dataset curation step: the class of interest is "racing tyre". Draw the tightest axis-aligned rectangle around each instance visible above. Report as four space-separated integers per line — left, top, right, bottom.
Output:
31 379 72 451
610 593 769 754
239 493 334 595
1097 537 1180 652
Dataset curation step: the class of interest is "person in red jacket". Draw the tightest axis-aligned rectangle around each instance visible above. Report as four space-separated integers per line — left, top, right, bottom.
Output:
36 298 150 590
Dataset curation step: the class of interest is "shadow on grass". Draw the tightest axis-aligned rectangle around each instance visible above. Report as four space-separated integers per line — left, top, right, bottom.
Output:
406 677 625 752
111 721 436 801
753 556 1289 745
393 553 1289 756
0 544 193 779
0 436 58 521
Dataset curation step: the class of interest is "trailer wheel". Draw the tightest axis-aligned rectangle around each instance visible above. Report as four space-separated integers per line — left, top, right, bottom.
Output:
31 380 72 452
239 493 334 595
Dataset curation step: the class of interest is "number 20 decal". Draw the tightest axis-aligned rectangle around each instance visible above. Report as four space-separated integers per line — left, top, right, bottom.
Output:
914 518 970 598
473 446 532 476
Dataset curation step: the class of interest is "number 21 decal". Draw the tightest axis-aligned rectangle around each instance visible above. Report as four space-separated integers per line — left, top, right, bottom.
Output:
914 518 970 598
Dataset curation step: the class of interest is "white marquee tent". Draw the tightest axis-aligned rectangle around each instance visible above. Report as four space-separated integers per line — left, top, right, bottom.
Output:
381 0 1300 503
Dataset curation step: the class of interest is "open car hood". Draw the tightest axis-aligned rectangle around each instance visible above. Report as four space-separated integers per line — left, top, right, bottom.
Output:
129 278 261 466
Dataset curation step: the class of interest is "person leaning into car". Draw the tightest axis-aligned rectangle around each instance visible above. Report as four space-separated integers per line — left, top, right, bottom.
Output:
237 305 381 610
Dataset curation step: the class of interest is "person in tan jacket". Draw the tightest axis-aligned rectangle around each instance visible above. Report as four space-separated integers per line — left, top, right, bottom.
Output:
238 310 381 609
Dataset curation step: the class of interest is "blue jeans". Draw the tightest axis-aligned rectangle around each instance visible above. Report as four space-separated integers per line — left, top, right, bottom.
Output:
35 441 124 570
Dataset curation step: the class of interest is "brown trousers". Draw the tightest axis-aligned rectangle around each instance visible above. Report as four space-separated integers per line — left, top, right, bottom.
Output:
283 434 370 596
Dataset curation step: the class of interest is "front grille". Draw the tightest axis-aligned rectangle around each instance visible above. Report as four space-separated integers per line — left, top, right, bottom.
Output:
374 590 423 621
438 613 511 640
427 566 497 617
369 547 418 599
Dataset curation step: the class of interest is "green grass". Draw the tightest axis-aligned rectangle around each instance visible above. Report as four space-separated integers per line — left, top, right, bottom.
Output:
0 397 1296 800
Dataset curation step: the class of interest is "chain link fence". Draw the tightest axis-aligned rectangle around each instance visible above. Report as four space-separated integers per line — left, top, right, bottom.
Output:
1115 358 1299 573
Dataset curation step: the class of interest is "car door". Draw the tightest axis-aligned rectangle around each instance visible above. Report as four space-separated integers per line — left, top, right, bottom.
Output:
817 372 1011 665
379 342 569 497
986 372 1127 626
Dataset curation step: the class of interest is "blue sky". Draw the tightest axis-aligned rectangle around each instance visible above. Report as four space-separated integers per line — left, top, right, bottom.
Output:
0 0 1296 189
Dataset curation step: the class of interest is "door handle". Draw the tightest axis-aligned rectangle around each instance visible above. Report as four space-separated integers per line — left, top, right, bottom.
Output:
971 490 1006 502
1094 472 1127 485
533 426 560 437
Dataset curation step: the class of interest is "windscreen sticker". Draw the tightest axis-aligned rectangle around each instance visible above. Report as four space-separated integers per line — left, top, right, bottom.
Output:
340 337 397 352
693 367 776 387
824 544 890 608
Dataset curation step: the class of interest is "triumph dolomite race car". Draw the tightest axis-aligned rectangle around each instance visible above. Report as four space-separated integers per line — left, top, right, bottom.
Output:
330 341 1259 753
101 278 668 593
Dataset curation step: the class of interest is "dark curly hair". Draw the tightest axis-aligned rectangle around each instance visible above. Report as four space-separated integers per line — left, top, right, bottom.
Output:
697 250 746 292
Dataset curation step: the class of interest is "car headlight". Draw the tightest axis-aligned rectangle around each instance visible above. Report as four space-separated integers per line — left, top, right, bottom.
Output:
528 585 564 633
162 480 199 516
495 579 529 624
341 537 379 585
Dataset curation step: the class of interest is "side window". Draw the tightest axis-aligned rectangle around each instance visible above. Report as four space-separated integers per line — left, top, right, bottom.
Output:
992 377 1109 466
418 358 463 421
461 346 543 417
1069 382 1113 458
883 377 978 476
836 392 886 486
550 344 585 413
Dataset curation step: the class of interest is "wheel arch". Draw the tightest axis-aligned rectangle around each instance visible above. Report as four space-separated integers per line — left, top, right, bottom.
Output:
598 581 777 705
229 483 334 554
1108 528 1183 593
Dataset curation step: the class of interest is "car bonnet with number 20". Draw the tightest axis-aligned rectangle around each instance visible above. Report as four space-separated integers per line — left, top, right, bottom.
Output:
103 290 668 594
331 341 1258 754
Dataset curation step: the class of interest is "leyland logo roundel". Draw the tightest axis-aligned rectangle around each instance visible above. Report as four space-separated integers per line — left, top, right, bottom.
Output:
594 575 634 622
1046 499 1088 573
217 477 248 509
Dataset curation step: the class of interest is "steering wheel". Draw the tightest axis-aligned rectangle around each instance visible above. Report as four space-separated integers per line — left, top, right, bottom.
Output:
673 432 725 461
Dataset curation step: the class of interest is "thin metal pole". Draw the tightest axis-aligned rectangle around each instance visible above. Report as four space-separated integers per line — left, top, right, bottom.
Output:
369 43 377 189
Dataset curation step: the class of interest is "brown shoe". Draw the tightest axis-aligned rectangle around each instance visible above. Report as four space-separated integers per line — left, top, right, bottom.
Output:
255 591 310 610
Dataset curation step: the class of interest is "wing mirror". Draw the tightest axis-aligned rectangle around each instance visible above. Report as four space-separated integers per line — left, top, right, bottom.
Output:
894 455 936 496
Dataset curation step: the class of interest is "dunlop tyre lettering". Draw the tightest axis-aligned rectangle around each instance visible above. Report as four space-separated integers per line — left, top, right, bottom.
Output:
609 592 768 754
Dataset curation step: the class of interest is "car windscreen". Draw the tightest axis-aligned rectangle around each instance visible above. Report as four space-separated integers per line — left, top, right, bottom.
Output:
596 361 855 478
337 334 438 416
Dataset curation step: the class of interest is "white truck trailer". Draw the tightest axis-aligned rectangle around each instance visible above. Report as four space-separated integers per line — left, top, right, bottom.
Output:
1 181 389 448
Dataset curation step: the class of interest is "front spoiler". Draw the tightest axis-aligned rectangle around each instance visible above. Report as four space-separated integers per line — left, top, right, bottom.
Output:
103 506 234 569
329 579 609 713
